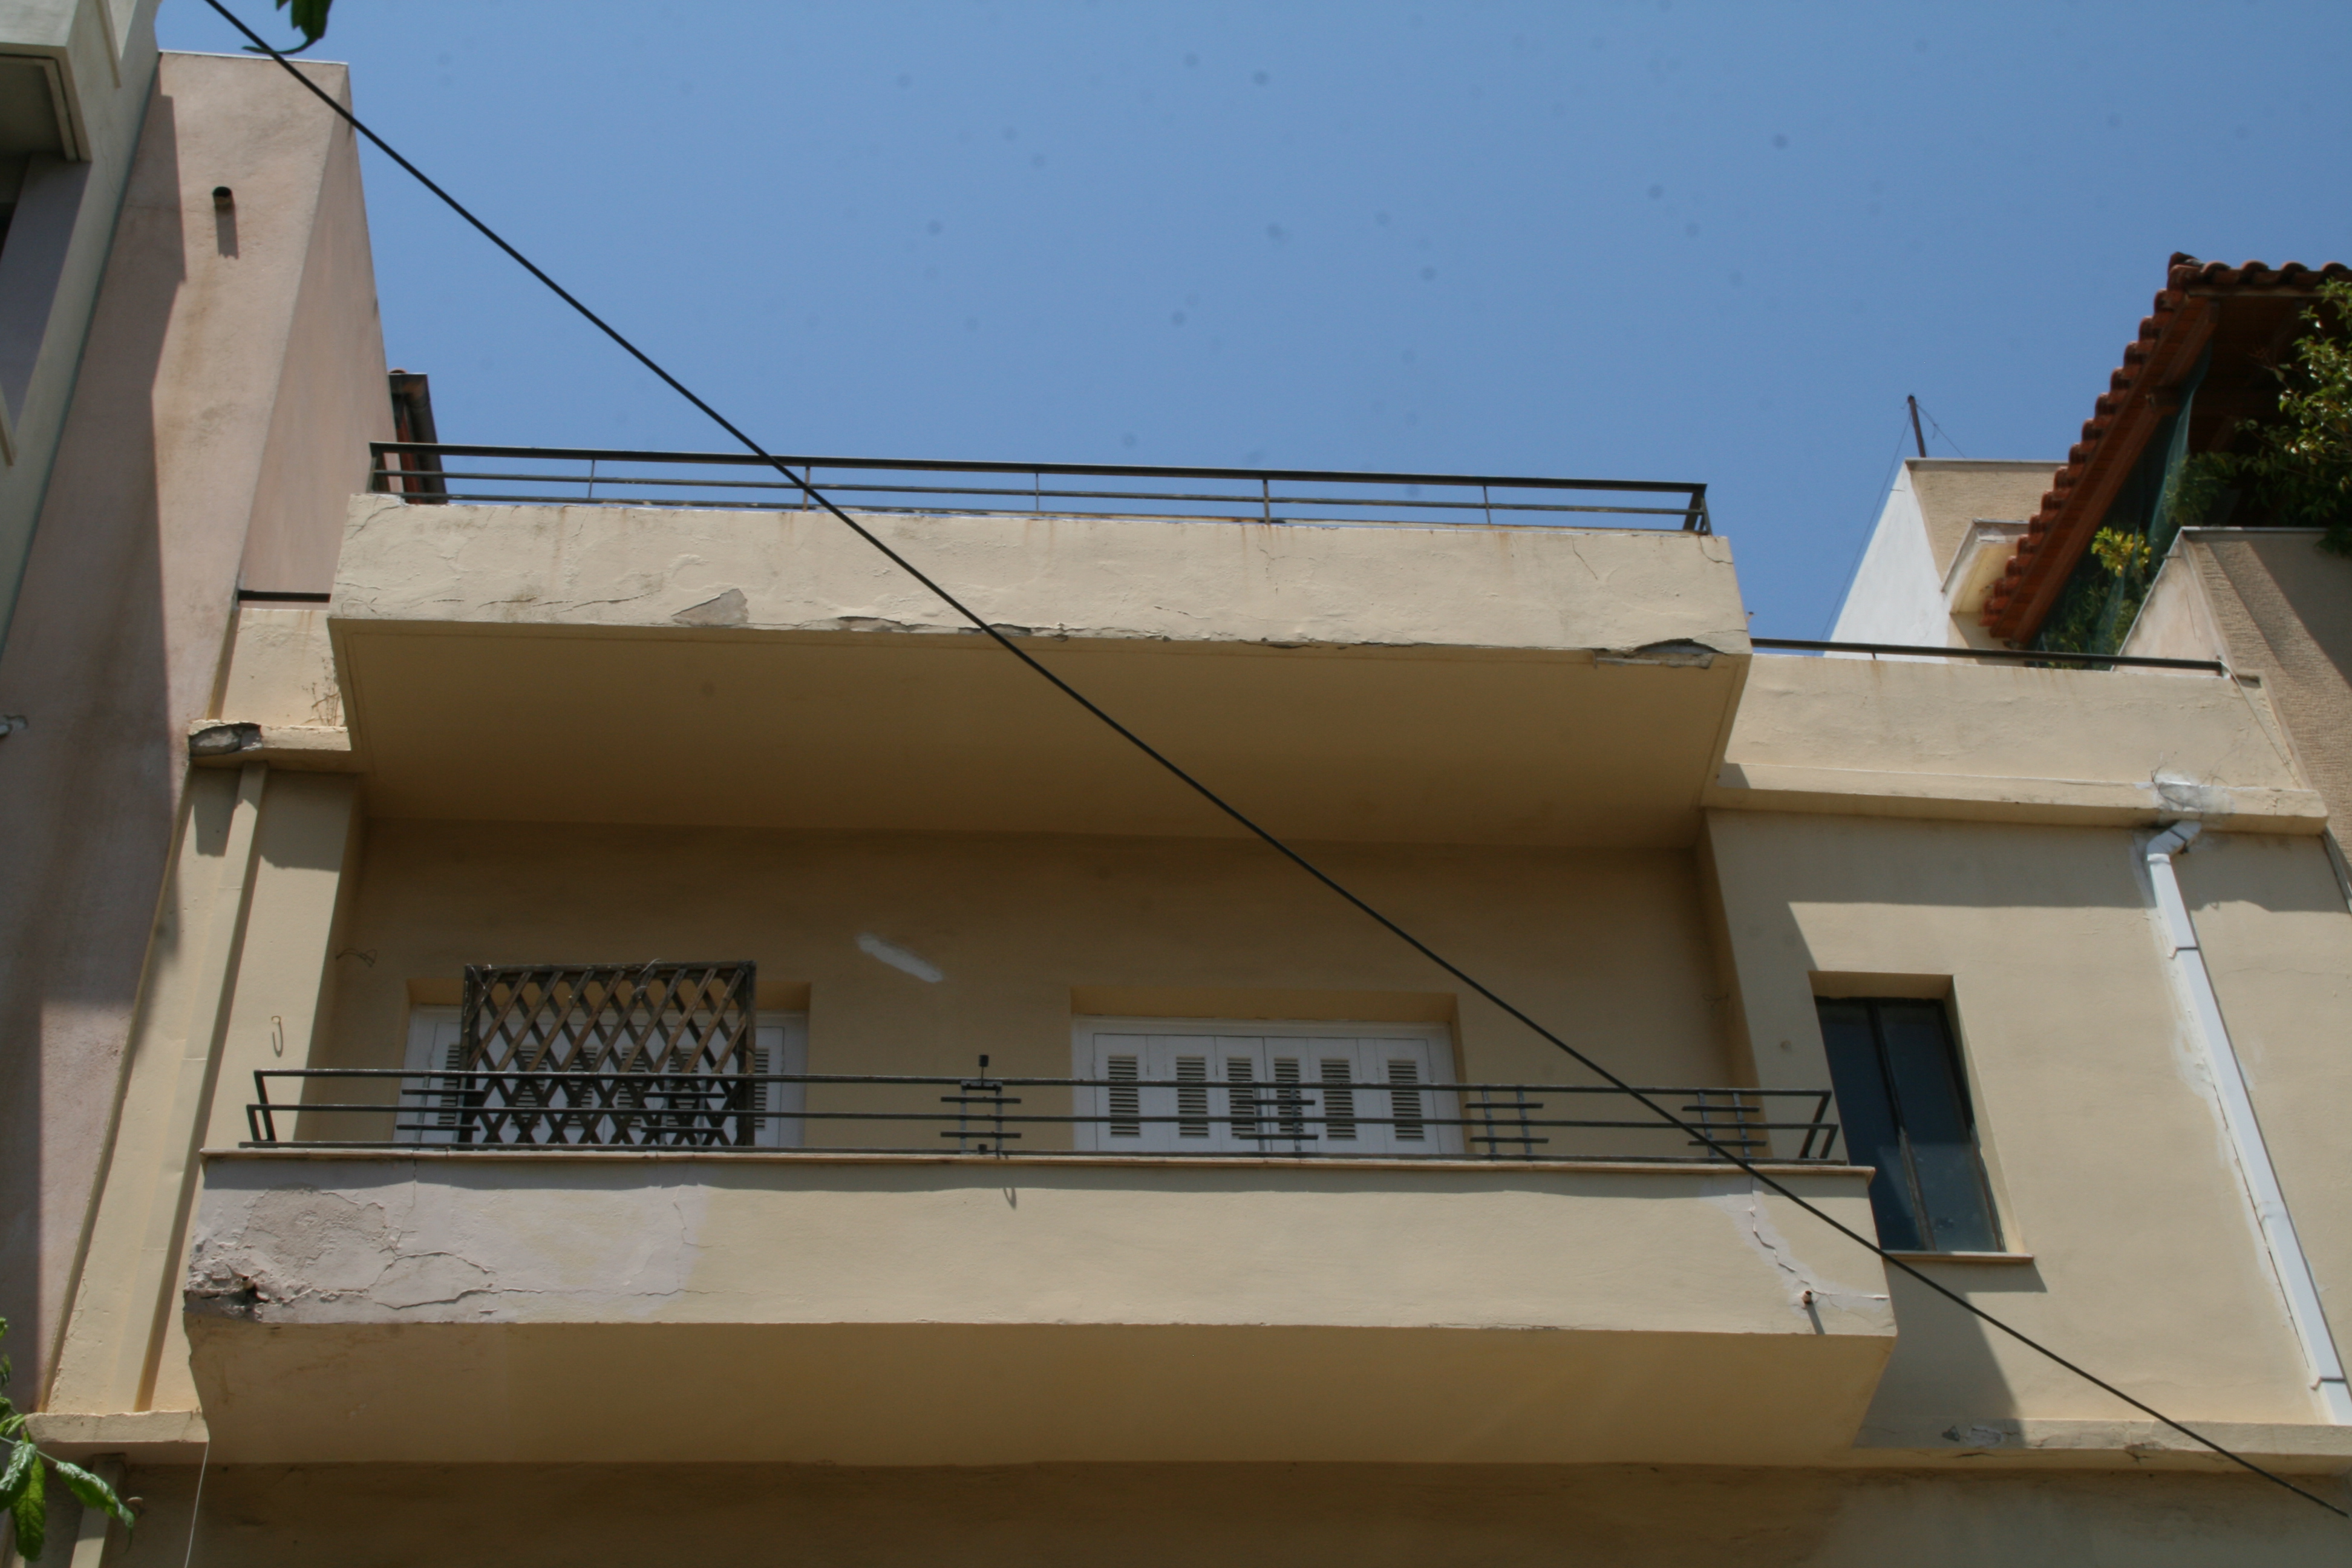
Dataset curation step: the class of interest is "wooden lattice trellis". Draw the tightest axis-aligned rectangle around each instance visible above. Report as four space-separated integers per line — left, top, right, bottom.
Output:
452 962 758 1145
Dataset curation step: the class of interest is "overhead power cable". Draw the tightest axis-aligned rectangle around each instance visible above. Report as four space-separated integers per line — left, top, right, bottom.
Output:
206 0 2345 1519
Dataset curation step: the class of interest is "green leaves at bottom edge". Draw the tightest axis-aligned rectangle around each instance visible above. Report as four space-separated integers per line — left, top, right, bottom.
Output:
51 1458 136 1529
7 1451 42 1563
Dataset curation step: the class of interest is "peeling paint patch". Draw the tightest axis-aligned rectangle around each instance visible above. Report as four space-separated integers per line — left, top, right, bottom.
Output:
1944 1420 2015 1448
2150 769 2236 819
186 1186 402 1318
672 587 749 627
1595 639 1719 668
186 1172 715 1325
1705 1177 1890 1330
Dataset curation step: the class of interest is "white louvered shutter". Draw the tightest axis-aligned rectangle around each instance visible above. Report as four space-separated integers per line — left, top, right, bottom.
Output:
1089 1035 1226 1153
1081 1024 1457 1155
399 1008 468 1146
749 1016 806 1148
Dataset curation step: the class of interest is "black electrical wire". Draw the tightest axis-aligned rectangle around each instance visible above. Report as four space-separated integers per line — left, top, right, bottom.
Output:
204 0 2348 1520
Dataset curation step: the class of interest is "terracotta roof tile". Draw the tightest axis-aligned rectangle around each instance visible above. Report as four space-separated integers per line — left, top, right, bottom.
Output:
1980 253 2350 641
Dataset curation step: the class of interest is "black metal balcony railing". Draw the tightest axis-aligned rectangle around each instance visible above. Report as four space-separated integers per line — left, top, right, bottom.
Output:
369 443 1713 534
1750 636 2227 675
242 1067 1841 1163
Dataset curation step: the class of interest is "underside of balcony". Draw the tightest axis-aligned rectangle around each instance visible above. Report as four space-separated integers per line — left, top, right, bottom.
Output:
324 497 1752 846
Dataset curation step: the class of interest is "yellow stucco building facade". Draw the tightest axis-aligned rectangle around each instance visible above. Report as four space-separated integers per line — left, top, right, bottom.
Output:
5 35 2351 1567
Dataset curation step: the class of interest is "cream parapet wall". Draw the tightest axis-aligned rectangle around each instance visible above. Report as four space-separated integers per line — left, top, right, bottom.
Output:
2145 820 2352 1423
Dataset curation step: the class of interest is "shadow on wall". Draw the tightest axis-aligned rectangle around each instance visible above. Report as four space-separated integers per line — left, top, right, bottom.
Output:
0 90 186 1403
80 1456 2352 1567
2229 534 2352 680
1855 1263 2038 1446
1742 815 2345 918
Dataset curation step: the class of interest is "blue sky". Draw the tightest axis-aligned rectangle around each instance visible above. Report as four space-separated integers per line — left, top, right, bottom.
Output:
164 1 2352 635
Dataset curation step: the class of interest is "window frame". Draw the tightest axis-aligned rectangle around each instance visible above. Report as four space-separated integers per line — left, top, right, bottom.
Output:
1070 1015 1462 1158
1814 995 2002 1254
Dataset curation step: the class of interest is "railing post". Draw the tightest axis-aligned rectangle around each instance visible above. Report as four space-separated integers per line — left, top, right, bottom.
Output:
248 1070 273 1145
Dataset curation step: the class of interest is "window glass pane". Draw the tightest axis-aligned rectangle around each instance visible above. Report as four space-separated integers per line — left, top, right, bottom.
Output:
1815 1001 1925 1253
1877 1003 1971 1142
1909 1144 2001 1252
1875 1001 2001 1252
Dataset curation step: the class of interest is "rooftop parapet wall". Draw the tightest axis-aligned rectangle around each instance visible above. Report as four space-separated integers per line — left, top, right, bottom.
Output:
1711 655 2319 830
332 495 1751 656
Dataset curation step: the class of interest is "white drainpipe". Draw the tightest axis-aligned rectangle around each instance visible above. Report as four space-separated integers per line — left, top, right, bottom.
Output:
2145 820 2352 1423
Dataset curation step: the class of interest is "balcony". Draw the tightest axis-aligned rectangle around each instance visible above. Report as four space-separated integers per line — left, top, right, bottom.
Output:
187 1149 1886 1468
176 961 1887 1466
322 446 1752 846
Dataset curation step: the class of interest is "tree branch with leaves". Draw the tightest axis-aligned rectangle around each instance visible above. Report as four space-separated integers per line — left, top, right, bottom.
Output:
2186 278 2352 552
0 1322 136 1561
252 0 335 55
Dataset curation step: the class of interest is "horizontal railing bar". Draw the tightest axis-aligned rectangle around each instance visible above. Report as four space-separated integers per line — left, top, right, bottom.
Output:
1751 637 2226 674
257 1068 1826 1095
368 441 1707 497
256 1070 1833 1155
369 468 1699 518
364 491 1644 525
279 1105 1826 1134
238 1138 1833 1163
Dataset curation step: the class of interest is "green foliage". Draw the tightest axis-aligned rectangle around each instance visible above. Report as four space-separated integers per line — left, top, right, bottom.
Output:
0 1321 136 1562
2180 279 2352 553
2089 525 2154 578
251 0 335 54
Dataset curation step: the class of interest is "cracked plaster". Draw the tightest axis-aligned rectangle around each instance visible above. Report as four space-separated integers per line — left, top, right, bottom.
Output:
332 495 1751 656
188 1174 711 1324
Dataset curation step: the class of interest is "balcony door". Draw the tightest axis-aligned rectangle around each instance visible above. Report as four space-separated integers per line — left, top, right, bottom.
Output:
1073 1018 1460 1157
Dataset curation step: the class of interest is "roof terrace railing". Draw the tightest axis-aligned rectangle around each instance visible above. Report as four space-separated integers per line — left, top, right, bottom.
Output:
1751 637 2226 674
243 1067 1838 1163
370 443 1712 534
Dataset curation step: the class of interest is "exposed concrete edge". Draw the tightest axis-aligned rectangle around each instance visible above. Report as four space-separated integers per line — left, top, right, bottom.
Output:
201 1148 1869 1178
1708 763 2325 834
188 721 354 770
23 1408 209 1464
1850 1418 2352 1475
31 1406 2347 1474
322 613 1754 666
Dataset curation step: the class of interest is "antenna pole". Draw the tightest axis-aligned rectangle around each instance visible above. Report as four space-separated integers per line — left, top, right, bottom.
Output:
1907 395 1929 459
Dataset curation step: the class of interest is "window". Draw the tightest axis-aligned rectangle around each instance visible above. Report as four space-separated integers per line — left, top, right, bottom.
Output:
1073 1018 1459 1157
400 1005 807 1148
1815 998 1999 1252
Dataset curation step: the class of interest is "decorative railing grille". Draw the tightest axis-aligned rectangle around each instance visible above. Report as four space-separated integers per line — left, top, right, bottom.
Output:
438 962 759 1146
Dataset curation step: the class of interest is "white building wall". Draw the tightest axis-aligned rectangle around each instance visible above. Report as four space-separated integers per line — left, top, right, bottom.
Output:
1828 462 1955 647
